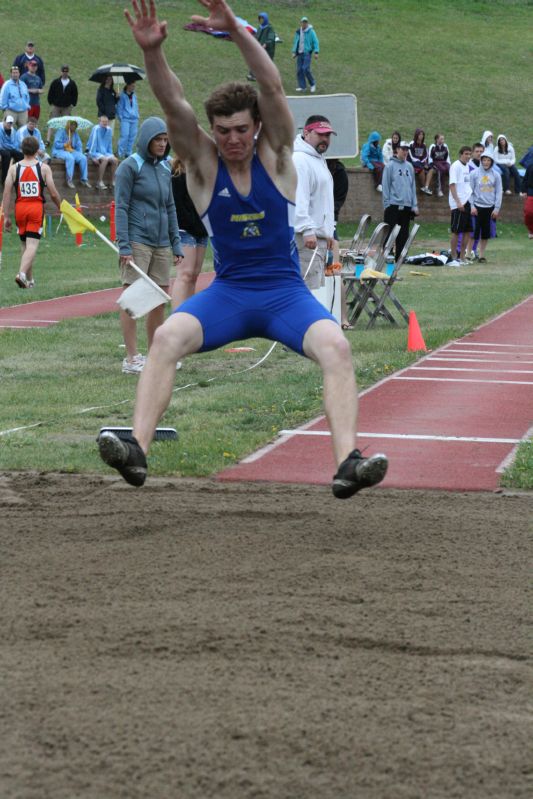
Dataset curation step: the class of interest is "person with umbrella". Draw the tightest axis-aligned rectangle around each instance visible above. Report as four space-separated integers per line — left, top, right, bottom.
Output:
116 82 140 158
96 76 118 132
51 119 91 189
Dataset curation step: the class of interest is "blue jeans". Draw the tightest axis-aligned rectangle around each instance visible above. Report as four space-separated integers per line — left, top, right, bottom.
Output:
296 53 315 89
498 164 521 193
118 118 138 158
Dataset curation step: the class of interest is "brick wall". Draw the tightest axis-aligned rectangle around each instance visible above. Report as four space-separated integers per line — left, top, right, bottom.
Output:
44 161 526 225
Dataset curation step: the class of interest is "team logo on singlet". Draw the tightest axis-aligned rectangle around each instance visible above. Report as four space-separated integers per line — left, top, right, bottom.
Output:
217 187 231 197
230 210 265 239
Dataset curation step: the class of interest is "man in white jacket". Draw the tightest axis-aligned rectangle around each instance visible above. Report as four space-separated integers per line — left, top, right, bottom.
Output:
293 115 335 289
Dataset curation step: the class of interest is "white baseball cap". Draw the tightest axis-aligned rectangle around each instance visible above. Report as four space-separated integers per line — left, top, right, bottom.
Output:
5 115 15 123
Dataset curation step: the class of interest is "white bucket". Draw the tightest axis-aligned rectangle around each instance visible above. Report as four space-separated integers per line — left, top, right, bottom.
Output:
116 267 170 320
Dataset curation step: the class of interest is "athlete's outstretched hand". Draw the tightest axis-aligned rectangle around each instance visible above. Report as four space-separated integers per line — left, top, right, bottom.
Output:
191 0 239 35
125 0 168 50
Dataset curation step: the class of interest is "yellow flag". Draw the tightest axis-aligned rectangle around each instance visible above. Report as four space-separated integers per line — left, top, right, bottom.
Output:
60 200 97 235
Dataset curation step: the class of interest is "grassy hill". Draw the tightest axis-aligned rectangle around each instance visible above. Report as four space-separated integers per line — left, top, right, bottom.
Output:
1 0 531 162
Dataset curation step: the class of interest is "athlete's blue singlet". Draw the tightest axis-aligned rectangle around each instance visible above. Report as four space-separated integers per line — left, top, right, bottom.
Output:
201 154 301 282
175 152 336 354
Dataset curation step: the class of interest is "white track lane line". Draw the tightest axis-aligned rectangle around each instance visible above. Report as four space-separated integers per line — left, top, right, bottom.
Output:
448 341 533 348
426 357 533 365
278 430 522 444
412 366 533 374
439 349 533 356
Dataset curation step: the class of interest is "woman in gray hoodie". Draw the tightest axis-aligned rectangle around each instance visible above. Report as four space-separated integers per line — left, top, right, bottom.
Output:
115 116 183 373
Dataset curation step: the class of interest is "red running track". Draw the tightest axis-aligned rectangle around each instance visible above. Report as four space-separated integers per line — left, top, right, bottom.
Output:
219 296 533 491
0 273 215 328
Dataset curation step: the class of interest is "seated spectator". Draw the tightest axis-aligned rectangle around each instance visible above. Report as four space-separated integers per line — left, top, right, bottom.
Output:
422 133 450 197
17 117 50 162
20 59 43 120
51 119 91 189
481 130 495 157
117 82 139 158
361 130 384 191
520 162 533 238
493 134 521 195
87 116 118 189
0 66 30 127
407 128 429 187
96 76 118 133
0 115 24 184
382 130 401 164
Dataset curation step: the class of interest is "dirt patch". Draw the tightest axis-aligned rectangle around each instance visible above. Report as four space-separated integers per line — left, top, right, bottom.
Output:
1 473 531 799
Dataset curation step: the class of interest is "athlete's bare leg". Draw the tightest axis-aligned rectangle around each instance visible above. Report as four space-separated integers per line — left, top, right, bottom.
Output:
20 237 40 281
133 312 204 452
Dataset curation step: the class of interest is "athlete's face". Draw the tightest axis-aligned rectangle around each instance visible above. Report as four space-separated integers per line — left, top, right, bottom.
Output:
211 111 259 163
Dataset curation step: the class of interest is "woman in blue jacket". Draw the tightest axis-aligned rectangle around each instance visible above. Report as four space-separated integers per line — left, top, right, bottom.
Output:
116 82 140 159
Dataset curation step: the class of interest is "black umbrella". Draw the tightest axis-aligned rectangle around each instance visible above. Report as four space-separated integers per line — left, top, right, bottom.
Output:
89 62 146 83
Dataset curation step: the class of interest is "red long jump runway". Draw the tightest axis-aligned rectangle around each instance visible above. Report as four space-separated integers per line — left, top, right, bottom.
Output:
219 296 533 492
0 273 215 329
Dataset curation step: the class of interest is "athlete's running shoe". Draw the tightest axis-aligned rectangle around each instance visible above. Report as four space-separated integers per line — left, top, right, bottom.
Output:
332 449 388 499
98 431 147 487
15 272 28 288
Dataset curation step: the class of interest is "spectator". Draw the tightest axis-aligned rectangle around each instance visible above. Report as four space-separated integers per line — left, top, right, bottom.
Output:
382 130 401 164
469 142 484 170
247 11 276 81
117 82 139 158
51 119 91 189
382 140 418 259
292 16 319 93
86 115 118 189
20 60 44 121
46 66 78 145
0 66 30 127
293 115 335 289
170 157 209 309
327 157 352 330
0 115 24 184
13 41 45 85
422 133 451 197
114 117 183 374
17 117 50 162
470 152 502 262
96 76 119 132
481 130 495 156
493 134 521 195
1 135 61 289
520 163 533 238
407 128 429 188
449 146 474 264
361 130 384 191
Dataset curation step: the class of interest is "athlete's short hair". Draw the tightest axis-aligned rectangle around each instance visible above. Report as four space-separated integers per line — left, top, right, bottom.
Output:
21 135 39 156
205 82 260 125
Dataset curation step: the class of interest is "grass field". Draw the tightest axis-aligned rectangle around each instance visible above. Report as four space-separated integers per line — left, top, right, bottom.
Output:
0 220 531 486
1 0 532 161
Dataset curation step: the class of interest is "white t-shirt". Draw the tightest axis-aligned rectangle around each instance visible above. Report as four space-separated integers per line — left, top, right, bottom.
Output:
449 160 472 209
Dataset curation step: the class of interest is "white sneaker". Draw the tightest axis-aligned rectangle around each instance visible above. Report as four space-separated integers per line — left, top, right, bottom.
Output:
122 353 145 374
66 179 75 189
310 84 316 93
295 87 304 92
376 184 382 192
96 181 107 190
437 190 444 197
505 189 512 195
176 361 182 371
28 279 35 288
15 272 29 288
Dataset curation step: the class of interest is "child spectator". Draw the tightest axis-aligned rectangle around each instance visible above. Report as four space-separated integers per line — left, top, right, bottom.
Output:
361 131 384 191
493 134 521 195
382 130 401 164
407 128 429 188
422 133 451 197
470 152 502 262
87 116 118 189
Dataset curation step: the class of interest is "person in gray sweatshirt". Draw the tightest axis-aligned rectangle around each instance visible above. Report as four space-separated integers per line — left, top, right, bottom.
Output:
115 116 183 373
381 140 419 258
469 152 502 262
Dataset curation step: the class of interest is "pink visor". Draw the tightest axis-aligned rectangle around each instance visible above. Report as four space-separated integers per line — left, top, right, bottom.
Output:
304 121 337 135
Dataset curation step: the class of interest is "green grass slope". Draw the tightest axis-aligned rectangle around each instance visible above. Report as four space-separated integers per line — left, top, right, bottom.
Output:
1 0 532 160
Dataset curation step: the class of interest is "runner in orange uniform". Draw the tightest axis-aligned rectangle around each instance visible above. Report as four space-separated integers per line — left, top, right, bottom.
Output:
1 135 61 287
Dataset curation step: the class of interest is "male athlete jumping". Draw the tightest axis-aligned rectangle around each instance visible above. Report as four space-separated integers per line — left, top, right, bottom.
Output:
98 0 388 498
2 135 61 288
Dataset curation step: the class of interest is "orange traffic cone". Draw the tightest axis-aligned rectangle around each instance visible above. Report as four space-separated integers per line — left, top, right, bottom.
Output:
407 310 427 352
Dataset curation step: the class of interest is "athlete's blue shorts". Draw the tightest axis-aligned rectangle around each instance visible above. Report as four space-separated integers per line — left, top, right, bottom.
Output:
174 276 337 355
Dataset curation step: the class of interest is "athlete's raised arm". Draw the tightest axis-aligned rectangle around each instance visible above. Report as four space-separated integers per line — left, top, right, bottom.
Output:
125 0 214 169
